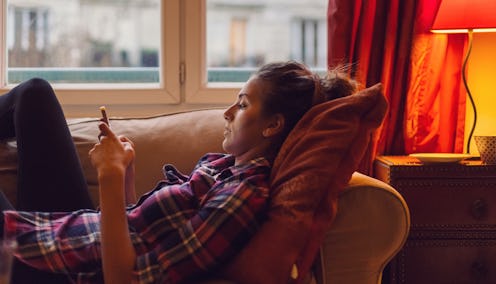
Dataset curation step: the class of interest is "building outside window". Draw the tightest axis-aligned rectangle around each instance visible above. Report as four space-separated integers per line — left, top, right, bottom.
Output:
206 0 327 83
6 0 161 84
1 0 327 116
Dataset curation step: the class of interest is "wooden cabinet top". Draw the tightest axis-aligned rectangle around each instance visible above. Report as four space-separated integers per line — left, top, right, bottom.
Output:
374 155 496 181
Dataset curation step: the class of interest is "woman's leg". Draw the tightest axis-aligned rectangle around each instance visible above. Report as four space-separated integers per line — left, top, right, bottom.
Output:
0 191 14 211
0 79 90 283
0 78 93 211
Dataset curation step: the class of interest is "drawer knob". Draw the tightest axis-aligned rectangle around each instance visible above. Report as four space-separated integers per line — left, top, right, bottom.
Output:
471 199 488 220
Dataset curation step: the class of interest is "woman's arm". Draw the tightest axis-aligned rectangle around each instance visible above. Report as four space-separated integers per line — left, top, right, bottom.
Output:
89 123 136 283
120 136 137 205
124 161 137 205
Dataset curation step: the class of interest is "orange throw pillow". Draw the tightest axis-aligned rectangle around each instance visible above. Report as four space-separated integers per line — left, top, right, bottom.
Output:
221 83 388 284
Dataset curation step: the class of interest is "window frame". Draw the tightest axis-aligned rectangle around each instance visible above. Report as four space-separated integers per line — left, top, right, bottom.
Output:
0 0 182 118
183 0 242 104
1 0 327 117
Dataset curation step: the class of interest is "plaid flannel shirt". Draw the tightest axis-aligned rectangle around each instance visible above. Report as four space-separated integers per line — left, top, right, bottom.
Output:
4 153 270 283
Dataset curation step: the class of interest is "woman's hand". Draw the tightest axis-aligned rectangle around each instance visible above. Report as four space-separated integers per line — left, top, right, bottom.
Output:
91 126 137 204
89 123 135 182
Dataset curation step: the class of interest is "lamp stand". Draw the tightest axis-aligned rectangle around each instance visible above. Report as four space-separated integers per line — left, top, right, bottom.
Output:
462 30 477 153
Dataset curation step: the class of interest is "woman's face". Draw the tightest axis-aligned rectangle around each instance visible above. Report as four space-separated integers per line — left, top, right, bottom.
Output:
223 76 277 165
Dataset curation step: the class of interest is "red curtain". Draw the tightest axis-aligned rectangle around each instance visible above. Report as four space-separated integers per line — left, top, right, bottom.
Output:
327 0 466 174
404 1 467 154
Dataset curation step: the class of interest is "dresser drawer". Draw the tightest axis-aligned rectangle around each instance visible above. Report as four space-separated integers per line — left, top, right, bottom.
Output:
374 156 496 284
393 239 496 284
395 179 496 228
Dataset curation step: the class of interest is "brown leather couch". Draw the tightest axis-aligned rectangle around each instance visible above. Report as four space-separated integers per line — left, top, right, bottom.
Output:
0 108 410 283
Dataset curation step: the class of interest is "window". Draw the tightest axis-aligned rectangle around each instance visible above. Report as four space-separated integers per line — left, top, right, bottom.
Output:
7 0 161 84
8 6 49 55
291 18 327 68
0 0 327 117
1 0 180 117
186 0 328 104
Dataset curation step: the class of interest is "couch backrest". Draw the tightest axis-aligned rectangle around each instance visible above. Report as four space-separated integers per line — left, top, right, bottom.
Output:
72 108 227 206
0 108 227 206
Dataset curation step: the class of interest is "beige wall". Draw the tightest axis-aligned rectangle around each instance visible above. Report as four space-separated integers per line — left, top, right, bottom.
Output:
466 33 496 154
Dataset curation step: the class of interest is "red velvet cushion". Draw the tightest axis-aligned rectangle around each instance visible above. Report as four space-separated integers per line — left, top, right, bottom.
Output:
221 83 388 284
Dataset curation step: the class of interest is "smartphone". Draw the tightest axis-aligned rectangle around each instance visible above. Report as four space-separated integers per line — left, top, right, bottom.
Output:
99 106 110 126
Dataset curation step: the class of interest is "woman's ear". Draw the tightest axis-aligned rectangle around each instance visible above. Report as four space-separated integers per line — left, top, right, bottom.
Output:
262 114 285 138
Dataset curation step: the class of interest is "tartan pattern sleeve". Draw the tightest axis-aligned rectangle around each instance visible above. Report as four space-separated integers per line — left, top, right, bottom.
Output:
3 153 271 284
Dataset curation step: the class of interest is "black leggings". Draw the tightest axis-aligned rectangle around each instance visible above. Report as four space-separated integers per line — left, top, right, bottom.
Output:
0 78 93 211
0 78 94 283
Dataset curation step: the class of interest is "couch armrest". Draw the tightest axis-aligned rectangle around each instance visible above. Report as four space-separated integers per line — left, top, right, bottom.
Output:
196 172 409 284
316 172 410 284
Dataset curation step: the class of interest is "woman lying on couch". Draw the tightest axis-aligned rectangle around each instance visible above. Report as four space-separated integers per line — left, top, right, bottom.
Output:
0 61 356 283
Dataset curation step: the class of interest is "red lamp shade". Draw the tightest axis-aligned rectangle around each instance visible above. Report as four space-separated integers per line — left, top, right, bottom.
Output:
431 0 496 33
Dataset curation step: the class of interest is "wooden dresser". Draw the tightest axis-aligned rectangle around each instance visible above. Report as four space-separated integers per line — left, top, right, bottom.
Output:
374 155 496 284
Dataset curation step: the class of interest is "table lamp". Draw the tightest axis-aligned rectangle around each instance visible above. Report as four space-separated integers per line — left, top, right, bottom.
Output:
431 0 496 153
